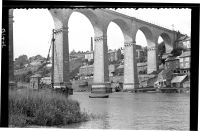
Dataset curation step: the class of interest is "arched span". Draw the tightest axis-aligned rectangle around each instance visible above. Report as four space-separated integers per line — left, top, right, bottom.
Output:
105 18 132 42
135 26 154 46
158 32 172 53
160 33 172 45
49 9 102 34
73 9 102 34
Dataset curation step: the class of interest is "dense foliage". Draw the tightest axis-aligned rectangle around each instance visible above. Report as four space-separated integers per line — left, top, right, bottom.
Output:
170 46 186 56
9 89 89 127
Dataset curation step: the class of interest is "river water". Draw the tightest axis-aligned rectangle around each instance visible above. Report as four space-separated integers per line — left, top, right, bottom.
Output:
68 92 190 130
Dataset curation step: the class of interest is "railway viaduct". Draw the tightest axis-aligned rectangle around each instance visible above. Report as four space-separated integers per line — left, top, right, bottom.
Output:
9 9 179 92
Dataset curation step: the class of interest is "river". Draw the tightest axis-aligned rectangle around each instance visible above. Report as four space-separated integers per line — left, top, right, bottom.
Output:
67 92 190 130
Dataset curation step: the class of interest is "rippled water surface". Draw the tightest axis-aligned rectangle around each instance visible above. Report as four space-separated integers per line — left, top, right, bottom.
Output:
68 92 190 130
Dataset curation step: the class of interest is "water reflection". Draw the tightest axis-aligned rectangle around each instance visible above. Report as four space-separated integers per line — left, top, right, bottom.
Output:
68 92 189 130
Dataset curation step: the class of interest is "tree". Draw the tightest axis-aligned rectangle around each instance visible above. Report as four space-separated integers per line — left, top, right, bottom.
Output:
120 54 124 60
158 42 166 57
171 46 186 56
29 54 45 63
157 42 166 65
70 49 76 55
15 55 28 68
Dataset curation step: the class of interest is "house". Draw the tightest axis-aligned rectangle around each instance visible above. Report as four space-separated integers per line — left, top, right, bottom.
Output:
179 50 190 75
183 80 190 88
109 64 118 77
79 64 119 78
114 62 147 76
162 53 172 60
84 51 94 61
177 34 191 49
171 75 188 88
182 37 191 49
30 74 42 89
79 65 94 77
135 45 146 62
154 69 173 88
137 62 147 74
165 56 180 73
41 77 51 85
140 75 157 88
115 64 124 76
108 49 121 62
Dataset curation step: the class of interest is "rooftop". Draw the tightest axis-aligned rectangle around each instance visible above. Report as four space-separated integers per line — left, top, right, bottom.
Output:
165 56 179 62
171 75 187 83
178 35 190 42
179 51 191 58
162 53 172 59
30 74 42 78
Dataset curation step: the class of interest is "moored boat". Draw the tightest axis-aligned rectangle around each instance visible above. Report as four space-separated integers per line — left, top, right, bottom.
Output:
89 93 109 98
79 81 88 87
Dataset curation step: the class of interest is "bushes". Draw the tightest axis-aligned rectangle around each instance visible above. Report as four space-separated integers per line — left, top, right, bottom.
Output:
9 89 89 127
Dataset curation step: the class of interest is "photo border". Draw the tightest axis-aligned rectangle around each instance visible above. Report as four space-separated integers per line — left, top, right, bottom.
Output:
1 1 199 130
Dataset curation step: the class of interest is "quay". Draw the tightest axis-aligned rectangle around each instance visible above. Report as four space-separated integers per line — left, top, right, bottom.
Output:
133 87 190 93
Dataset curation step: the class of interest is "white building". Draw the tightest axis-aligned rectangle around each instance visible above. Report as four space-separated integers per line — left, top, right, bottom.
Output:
41 77 51 85
84 51 94 61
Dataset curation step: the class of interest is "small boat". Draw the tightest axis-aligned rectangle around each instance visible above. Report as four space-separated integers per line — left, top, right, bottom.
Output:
79 81 88 87
89 93 109 98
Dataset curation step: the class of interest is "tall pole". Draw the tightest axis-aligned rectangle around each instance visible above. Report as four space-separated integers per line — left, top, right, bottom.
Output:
91 37 93 51
51 29 55 88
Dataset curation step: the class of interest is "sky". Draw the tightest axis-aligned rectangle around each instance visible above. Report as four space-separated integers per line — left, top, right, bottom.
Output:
13 8 191 59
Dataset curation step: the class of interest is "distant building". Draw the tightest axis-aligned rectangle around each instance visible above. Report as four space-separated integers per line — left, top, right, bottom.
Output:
165 56 180 73
154 69 174 88
171 75 188 88
135 45 145 61
85 51 94 61
108 49 121 62
79 64 120 77
41 77 51 85
70 53 85 59
79 65 94 76
179 50 190 75
115 64 124 76
162 53 172 60
137 62 147 74
30 74 42 89
182 37 191 49
111 62 147 76
109 64 118 76
177 35 191 49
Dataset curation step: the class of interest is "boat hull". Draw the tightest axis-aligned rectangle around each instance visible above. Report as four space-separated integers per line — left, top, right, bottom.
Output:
89 94 109 98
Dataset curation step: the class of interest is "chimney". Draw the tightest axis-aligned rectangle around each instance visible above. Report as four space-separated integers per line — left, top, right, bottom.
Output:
91 37 93 51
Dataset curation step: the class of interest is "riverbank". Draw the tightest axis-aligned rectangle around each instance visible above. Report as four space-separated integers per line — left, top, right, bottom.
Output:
9 89 90 127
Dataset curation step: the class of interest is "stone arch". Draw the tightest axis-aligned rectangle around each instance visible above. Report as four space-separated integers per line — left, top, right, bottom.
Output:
105 18 139 91
135 26 154 47
49 9 102 35
49 9 105 88
105 18 132 42
71 9 103 35
157 32 173 53
135 26 157 74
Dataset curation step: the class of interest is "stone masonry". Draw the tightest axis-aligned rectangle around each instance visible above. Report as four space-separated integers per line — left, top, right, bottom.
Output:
49 9 179 92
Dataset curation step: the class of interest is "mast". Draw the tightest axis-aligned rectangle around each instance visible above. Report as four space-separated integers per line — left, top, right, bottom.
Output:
51 29 55 88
